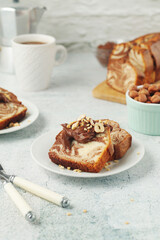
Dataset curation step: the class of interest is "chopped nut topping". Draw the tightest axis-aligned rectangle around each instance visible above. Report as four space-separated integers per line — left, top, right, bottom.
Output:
130 198 134 202
83 209 87 213
90 119 94 126
114 160 119 163
77 114 86 121
72 121 79 130
94 122 105 133
125 221 129 225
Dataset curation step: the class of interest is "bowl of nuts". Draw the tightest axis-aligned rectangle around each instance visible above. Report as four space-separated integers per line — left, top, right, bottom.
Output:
126 83 160 135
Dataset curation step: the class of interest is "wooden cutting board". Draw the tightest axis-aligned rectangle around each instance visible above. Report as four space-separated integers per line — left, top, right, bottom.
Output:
92 81 126 104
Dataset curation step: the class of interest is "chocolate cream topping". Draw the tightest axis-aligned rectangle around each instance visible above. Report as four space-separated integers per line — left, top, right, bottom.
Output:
56 117 112 150
62 123 96 145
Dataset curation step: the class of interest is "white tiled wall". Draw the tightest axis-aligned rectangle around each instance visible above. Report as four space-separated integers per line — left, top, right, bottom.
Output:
1 0 160 48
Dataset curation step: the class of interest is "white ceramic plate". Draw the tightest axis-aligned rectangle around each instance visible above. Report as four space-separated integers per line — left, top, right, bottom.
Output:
31 129 145 178
0 99 39 134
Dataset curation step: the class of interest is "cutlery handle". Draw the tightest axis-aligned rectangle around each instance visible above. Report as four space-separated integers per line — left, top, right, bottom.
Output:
13 177 70 208
4 182 36 223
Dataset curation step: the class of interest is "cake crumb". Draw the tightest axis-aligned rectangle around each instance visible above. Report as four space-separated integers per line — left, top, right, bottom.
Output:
9 122 20 127
67 167 71 170
105 168 110 171
125 221 129 225
137 152 140 155
59 165 64 169
130 198 134 202
114 160 119 163
83 209 87 213
66 212 72 216
27 120 31 123
73 169 81 173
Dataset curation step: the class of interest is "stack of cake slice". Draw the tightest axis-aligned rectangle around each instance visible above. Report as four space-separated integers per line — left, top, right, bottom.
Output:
106 32 160 93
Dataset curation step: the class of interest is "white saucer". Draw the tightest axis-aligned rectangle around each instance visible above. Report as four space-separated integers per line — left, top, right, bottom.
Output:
0 99 39 134
31 129 145 178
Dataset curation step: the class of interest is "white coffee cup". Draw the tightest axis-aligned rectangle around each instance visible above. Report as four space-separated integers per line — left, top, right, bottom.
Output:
12 34 67 91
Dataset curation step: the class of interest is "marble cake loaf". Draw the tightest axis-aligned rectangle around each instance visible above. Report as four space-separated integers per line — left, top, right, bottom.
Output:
0 88 27 130
48 115 132 173
106 32 160 93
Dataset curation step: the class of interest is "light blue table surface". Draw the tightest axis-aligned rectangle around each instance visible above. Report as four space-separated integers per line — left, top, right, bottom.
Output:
0 51 160 240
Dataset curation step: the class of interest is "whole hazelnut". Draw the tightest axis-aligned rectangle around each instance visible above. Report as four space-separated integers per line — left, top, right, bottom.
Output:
157 84 160 91
134 96 139 101
151 95 160 103
129 85 138 91
154 92 160 96
129 90 138 98
139 88 149 96
143 83 150 89
148 85 158 94
139 93 147 102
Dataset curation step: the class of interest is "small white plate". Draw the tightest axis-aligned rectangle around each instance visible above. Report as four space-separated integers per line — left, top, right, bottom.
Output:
0 99 39 134
31 129 145 178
